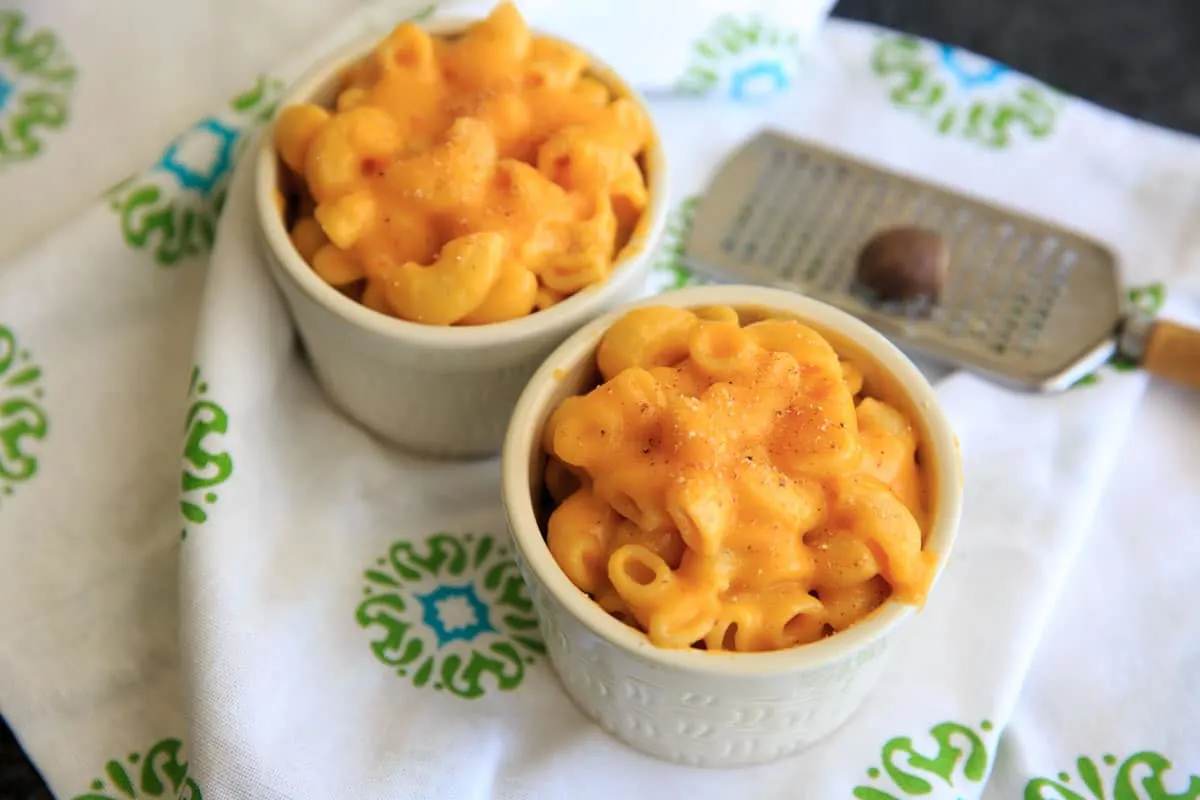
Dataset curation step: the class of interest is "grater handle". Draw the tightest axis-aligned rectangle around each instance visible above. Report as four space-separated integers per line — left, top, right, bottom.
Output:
1142 320 1200 390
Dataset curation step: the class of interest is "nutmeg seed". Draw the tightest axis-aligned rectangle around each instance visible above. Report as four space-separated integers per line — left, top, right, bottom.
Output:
855 226 949 302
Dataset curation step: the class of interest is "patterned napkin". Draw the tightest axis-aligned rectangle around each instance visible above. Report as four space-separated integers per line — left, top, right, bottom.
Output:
1 1 1198 798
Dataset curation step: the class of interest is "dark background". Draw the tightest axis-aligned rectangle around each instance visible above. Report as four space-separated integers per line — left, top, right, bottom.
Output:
3 0 1198 796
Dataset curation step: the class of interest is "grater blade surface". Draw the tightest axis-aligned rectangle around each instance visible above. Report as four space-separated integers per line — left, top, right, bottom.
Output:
683 130 1124 392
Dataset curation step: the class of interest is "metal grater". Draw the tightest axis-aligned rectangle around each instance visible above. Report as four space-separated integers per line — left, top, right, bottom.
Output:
683 130 1129 392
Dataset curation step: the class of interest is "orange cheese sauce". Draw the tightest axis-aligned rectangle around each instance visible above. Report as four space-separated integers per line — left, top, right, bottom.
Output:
271 1 651 325
541 305 937 652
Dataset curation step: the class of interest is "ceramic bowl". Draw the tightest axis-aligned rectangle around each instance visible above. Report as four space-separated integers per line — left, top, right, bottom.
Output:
254 16 669 459
501 284 963 767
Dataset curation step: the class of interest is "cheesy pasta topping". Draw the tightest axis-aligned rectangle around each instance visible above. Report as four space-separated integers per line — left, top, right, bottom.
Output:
542 305 937 652
272 1 650 325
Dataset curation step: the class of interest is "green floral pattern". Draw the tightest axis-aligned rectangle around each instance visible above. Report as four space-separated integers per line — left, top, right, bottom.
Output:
180 366 233 539
852 720 997 798
0 11 77 167
105 75 284 266
1025 751 1200 800
678 16 801 102
871 34 1061 149
357 531 545 699
0 324 47 501
72 737 200 800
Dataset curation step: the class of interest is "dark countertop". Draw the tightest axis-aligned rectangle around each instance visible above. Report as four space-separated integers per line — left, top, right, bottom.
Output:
838 0 1200 136
4 1 1197 797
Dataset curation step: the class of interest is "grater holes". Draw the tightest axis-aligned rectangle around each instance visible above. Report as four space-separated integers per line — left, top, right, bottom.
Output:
985 234 1033 354
905 191 938 225
797 165 848 280
719 150 791 257
937 210 979 335
801 165 858 284
948 220 1012 341
915 199 949 230
778 162 829 273
1012 237 1065 355
778 163 839 279
769 161 824 275
738 149 809 265
1054 249 1077 286
820 172 892 295
947 221 1039 351
761 153 815 269
1006 238 1081 356
734 165 777 258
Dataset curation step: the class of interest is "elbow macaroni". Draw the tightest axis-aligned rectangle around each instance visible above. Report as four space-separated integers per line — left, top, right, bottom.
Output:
543 305 937 652
271 1 651 326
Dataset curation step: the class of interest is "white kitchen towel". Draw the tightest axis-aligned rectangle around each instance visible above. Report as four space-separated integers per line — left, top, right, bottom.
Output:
0 1 840 795
0 1 1198 799
0 0 362 264
982 293 1200 800
178 7 1198 800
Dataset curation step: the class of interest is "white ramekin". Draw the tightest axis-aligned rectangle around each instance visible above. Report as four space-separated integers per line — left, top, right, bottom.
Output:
254 17 669 459
501 285 963 767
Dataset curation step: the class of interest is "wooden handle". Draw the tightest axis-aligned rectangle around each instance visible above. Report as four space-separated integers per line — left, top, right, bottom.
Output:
1143 320 1200 390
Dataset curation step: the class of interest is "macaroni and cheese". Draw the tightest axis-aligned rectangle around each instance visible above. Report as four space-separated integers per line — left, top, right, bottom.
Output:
542 305 937 652
272 1 651 326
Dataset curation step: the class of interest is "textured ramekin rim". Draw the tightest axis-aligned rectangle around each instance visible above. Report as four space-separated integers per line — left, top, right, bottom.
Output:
253 15 671 352
501 284 964 678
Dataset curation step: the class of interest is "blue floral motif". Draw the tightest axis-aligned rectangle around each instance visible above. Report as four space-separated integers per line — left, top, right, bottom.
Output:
357 531 545 700
106 74 285 266
0 70 12 114
677 16 801 102
730 61 790 102
937 44 1010 88
156 118 239 196
416 582 498 647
